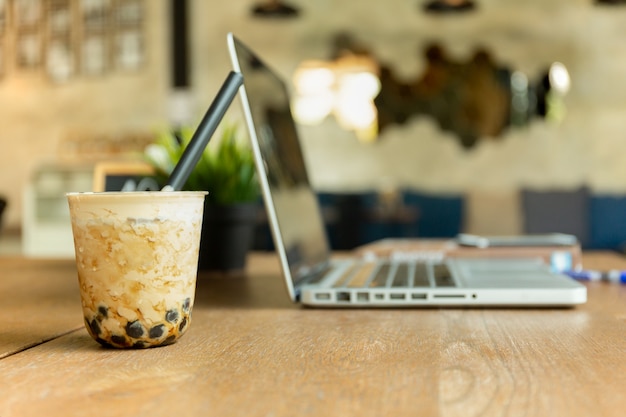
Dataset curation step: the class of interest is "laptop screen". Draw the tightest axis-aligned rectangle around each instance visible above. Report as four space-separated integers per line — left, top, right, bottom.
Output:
227 34 331 295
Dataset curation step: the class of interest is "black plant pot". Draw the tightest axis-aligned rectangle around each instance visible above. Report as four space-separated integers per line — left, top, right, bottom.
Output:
198 202 258 272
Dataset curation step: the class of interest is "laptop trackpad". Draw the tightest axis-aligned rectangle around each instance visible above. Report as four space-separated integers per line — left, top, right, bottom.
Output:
452 258 577 289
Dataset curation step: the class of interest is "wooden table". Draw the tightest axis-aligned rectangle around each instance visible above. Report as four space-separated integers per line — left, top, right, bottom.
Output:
1 251 625 417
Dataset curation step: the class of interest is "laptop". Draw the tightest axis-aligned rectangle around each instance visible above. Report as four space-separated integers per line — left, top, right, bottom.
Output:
226 33 586 307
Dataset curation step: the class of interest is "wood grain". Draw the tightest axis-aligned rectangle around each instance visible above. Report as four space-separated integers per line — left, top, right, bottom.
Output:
0 252 625 417
0 258 83 359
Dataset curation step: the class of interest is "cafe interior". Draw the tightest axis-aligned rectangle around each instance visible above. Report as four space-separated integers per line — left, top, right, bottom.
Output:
2 0 626 256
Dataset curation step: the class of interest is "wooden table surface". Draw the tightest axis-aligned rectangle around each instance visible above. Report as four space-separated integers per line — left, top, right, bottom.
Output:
0 251 625 417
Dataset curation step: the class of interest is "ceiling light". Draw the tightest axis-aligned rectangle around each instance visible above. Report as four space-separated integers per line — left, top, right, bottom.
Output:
422 0 476 14
251 1 300 18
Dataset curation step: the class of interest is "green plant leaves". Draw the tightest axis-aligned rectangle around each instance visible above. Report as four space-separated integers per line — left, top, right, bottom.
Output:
146 122 259 204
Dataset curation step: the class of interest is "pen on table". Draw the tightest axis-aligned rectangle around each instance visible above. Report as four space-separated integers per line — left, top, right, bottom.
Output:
563 269 626 284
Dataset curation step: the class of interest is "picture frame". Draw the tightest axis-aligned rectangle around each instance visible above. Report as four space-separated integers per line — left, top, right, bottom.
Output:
14 0 42 29
46 36 74 82
81 34 107 75
115 0 142 27
47 0 71 35
114 29 142 70
92 161 158 192
16 30 41 69
82 0 110 31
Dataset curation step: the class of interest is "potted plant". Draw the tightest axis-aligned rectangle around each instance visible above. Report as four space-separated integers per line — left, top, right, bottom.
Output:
145 122 260 272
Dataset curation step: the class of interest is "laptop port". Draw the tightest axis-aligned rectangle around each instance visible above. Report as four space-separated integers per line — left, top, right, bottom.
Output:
356 292 369 302
411 293 427 300
389 293 406 300
315 292 331 300
374 293 384 300
336 292 351 302
433 294 466 299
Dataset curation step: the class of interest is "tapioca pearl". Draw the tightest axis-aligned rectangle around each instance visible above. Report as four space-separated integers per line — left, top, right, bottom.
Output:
178 317 188 333
149 324 166 339
125 320 146 338
117 306 138 322
182 297 191 313
95 337 113 348
165 309 179 323
87 318 101 336
97 305 109 318
110 335 128 346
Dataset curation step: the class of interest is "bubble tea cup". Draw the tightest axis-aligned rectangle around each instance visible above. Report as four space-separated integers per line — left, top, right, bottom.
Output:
67 191 207 348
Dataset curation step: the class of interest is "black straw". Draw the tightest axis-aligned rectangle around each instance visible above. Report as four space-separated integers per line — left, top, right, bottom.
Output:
164 71 244 191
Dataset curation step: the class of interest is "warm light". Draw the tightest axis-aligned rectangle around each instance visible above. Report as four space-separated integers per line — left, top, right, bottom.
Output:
293 63 335 95
292 55 381 141
549 62 571 94
334 94 378 130
337 72 381 100
292 94 334 125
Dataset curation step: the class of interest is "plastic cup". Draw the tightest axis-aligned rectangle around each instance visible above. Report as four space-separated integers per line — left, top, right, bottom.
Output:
67 191 207 348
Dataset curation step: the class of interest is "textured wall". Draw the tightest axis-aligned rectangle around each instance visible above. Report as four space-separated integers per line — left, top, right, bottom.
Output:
191 0 626 195
0 2 169 229
2 0 626 232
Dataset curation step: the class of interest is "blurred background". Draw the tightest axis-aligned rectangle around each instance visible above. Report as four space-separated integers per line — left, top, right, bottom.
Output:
2 0 626 256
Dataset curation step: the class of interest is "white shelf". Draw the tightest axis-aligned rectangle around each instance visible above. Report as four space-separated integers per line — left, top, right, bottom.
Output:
22 163 94 258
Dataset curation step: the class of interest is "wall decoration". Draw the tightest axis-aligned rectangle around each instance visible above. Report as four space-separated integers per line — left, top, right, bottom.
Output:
14 0 42 70
48 0 71 34
293 32 570 149
82 0 109 30
0 0 144 82
45 0 74 81
373 41 569 148
81 34 105 74
14 0 42 28
113 0 143 70
80 0 111 75
115 0 141 26
46 37 73 81
16 31 41 68
114 28 141 70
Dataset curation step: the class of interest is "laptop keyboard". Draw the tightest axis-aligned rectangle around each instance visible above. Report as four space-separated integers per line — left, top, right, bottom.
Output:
333 261 457 289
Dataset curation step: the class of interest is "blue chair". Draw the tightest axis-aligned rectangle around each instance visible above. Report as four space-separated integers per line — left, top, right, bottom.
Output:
320 191 408 249
521 187 590 248
317 192 340 249
333 192 372 249
403 190 465 238
589 195 626 251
